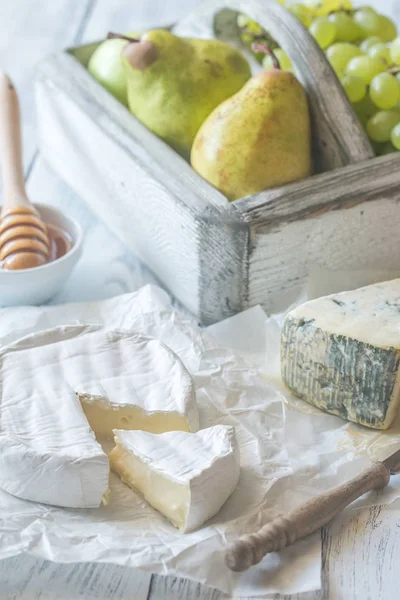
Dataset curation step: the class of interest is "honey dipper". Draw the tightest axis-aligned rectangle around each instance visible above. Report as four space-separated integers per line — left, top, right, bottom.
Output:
0 73 50 270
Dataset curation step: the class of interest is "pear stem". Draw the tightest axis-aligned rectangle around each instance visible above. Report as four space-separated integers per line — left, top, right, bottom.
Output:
107 32 140 43
251 42 280 70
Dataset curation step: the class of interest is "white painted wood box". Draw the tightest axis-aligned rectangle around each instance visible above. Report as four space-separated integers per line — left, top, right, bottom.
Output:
35 0 400 324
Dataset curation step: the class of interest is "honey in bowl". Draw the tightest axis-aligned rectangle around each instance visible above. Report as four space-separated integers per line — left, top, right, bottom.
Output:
0 222 73 271
47 223 73 263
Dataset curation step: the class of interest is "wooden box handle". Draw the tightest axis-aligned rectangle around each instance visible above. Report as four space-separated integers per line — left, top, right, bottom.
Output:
225 461 390 572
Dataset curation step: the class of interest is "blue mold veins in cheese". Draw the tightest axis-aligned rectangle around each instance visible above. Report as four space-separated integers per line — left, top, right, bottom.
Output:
281 279 400 430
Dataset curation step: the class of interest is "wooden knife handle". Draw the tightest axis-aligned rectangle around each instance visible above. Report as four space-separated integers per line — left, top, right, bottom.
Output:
225 462 390 572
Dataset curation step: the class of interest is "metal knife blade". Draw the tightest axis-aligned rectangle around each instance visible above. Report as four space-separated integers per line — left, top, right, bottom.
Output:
382 448 400 474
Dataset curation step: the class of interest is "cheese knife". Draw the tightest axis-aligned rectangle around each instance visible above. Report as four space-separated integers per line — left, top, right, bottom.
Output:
225 448 400 572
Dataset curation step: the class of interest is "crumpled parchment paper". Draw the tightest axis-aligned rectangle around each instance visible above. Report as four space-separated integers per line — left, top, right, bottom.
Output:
0 284 321 598
209 280 400 511
2 282 399 597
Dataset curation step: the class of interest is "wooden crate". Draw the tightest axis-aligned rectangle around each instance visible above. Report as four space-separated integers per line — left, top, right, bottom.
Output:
34 0 400 325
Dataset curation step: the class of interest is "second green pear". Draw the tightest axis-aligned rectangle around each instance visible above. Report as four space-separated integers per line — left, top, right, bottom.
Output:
121 30 251 157
191 69 312 200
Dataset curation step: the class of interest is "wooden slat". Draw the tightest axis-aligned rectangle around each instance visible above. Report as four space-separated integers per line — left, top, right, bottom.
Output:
148 576 223 599
235 153 400 315
0 0 95 192
148 575 322 599
246 197 400 314
322 505 400 600
234 153 400 228
0 556 151 600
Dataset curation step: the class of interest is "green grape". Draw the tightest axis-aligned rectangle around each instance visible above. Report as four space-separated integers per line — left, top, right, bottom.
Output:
309 17 337 49
341 75 366 102
262 49 292 71
369 73 400 110
237 14 262 34
305 0 353 18
358 6 377 15
239 31 253 46
326 43 363 75
353 94 378 127
366 110 400 142
368 42 392 64
328 12 361 42
391 122 400 149
253 49 269 64
360 36 382 52
390 37 400 65
378 15 397 43
237 14 250 28
274 49 292 70
345 55 386 84
262 54 274 71
289 3 313 28
354 8 382 38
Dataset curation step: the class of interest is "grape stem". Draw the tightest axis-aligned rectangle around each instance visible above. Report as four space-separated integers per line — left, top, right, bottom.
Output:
251 42 280 69
107 32 140 43
244 29 278 46
328 9 354 16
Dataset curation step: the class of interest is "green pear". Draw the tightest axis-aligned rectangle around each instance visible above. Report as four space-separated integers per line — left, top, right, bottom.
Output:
120 30 251 157
88 32 138 106
191 66 312 200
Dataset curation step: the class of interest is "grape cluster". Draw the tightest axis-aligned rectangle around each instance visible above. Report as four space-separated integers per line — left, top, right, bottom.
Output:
237 2 400 156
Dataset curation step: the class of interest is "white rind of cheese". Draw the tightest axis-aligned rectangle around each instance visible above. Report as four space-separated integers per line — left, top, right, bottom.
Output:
0 325 198 508
109 425 240 532
281 279 400 429
287 278 400 348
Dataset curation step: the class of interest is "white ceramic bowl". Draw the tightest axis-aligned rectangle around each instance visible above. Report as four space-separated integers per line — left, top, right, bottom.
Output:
0 203 83 307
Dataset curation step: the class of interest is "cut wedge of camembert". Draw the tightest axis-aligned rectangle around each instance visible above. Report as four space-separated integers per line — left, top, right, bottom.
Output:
281 279 400 429
0 325 198 508
109 425 240 532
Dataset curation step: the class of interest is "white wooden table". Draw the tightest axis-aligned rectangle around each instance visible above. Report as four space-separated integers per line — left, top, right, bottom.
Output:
1 1 400 598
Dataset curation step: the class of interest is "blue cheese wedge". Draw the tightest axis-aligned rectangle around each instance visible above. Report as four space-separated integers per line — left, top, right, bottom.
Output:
109 425 240 532
0 325 198 508
281 279 400 429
